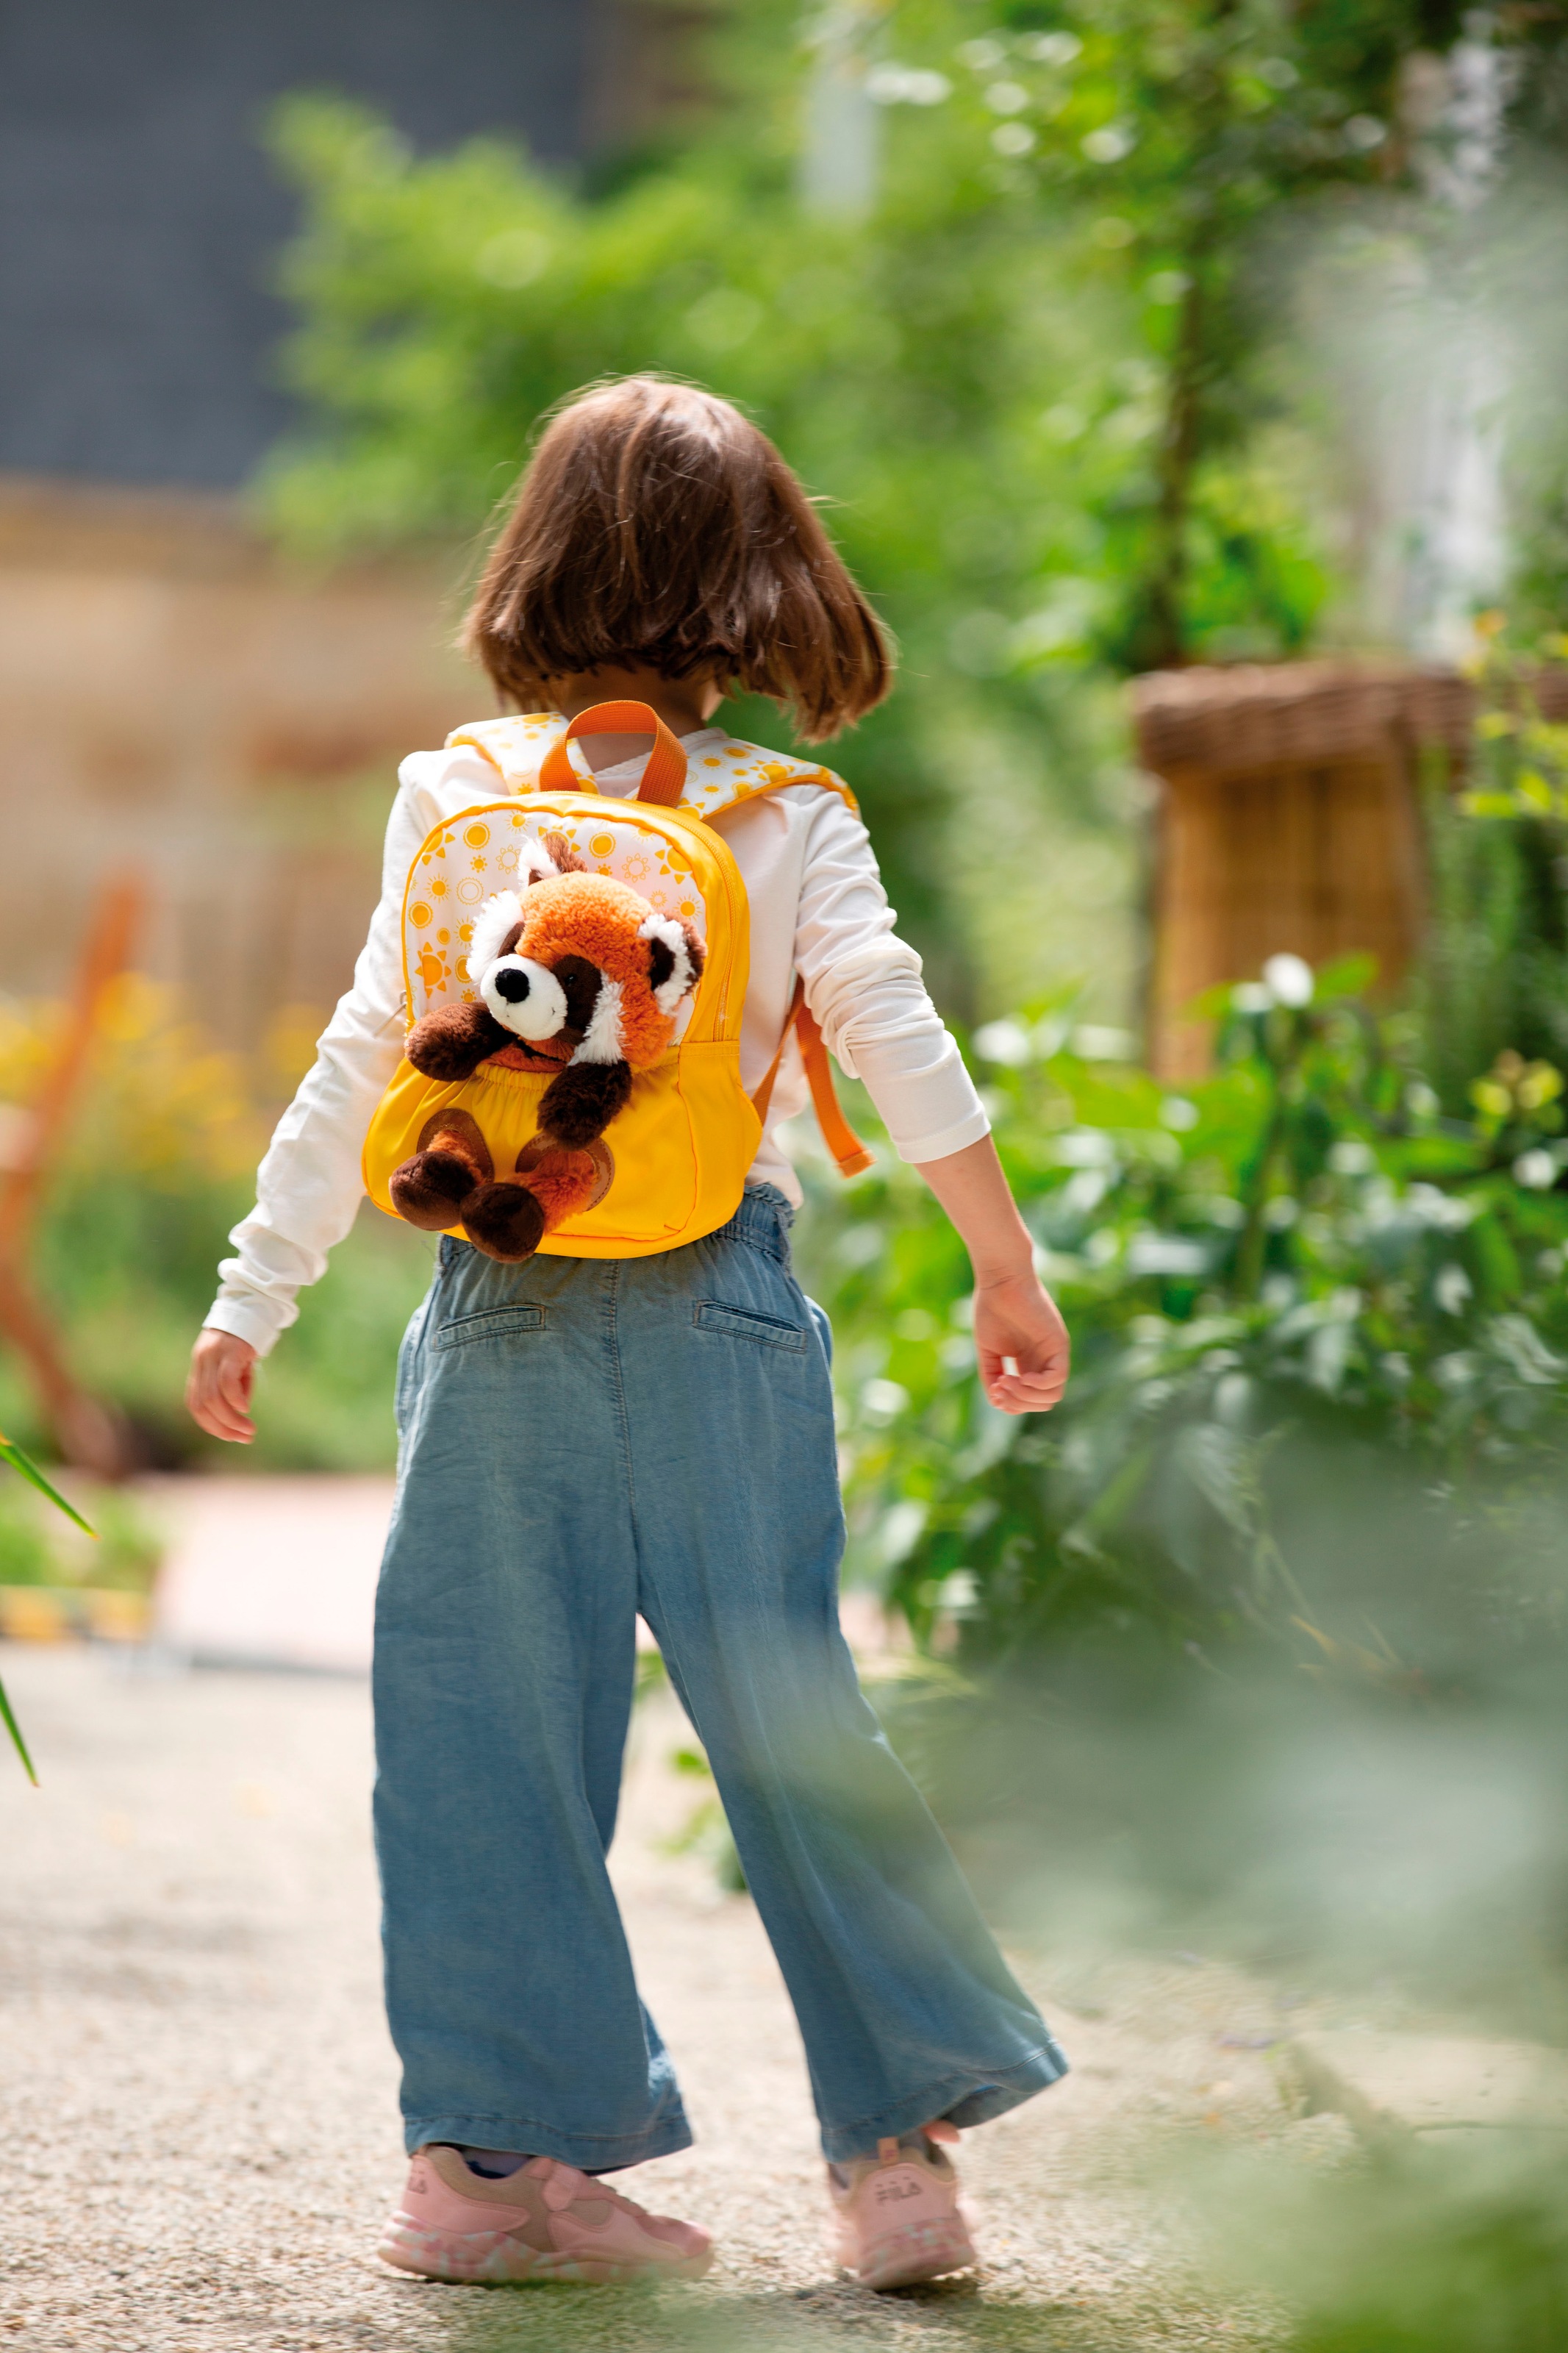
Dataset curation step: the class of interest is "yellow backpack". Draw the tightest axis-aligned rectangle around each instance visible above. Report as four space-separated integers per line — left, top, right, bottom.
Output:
362 701 871 1260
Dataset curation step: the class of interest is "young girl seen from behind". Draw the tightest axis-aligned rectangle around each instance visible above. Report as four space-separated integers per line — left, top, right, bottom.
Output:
188 377 1070 2291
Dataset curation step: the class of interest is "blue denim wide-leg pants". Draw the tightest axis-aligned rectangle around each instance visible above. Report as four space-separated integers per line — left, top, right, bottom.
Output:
373 1184 1067 2168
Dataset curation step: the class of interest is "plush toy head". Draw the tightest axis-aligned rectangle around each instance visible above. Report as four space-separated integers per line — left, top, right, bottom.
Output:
388 834 706 1261
465 833 703 1076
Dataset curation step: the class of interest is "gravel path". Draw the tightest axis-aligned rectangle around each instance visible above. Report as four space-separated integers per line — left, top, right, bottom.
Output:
0 1643 1331 2352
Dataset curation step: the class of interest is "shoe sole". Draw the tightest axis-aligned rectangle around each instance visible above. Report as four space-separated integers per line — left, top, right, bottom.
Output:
849 2216 977 2290
378 2215 714 2286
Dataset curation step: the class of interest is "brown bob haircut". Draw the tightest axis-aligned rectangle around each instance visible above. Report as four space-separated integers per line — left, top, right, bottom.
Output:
462 376 892 743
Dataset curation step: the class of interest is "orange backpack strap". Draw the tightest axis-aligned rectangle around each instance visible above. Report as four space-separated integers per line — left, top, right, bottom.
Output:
750 978 874 1179
537 701 687 806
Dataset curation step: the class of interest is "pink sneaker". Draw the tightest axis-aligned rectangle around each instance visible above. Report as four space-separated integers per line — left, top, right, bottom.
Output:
378 2145 715 2284
828 2126 978 2290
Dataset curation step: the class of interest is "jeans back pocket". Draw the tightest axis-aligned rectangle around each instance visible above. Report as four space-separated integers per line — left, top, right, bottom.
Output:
434 1303 548 1352
693 1300 807 1352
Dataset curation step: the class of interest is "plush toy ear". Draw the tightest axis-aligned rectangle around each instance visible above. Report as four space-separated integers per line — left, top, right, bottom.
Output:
540 830 591 875
512 832 589 891
467 890 526 982
638 914 706 1015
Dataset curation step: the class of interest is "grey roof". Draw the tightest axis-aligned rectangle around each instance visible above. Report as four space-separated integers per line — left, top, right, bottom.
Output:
0 0 591 487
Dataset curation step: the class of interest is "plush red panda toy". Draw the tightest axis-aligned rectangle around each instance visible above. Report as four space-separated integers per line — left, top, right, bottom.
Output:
389 833 705 1263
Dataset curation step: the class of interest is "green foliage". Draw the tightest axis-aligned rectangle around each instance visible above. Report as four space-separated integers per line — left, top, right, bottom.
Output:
661 1741 749 1893
795 957 1568 1679
914 0 1467 666
0 979 432 1474
8 1179 432 1476
251 4 1568 1024
1419 628 1568 1107
0 1477 158 1592
259 59 1148 1004
0 1483 54 1587
0 1427 114 1782
258 0 1568 696
0 1674 33 1785
1267 2148 1568 2353
251 7 1568 1029
255 0 1458 1005
0 1174 429 1476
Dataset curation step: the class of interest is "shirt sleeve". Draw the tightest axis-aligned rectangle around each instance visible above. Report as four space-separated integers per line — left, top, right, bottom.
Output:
202 749 490 1357
793 790 990 1166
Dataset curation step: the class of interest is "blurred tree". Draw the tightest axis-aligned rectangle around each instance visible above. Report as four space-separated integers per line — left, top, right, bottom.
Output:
259 38 1145 1009
256 2 1567 1014
918 0 1530 667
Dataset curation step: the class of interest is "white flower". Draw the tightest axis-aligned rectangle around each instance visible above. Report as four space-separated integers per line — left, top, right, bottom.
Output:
861 1378 910 1424
878 1501 928 1565
1434 1263 1473 1315
1263 951 1314 1007
1514 1149 1558 1190
867 64 951 106
1082 124 1134 163
974 1017 1033 1067
1023 32 1082 66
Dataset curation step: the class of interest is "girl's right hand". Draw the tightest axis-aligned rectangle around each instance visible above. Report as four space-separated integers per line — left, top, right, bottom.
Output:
186 1329 258 1444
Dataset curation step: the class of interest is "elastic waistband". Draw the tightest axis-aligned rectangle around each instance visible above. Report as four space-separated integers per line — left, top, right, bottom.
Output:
437 1182 795 1275
718 1182 795 1264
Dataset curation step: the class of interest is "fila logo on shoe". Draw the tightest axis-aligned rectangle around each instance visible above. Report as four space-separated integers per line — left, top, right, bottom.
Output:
873 2171 924 2204
407 2168 429 2196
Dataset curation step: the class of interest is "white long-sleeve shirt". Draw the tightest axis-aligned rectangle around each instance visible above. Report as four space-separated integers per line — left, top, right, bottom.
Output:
205 724 989 1357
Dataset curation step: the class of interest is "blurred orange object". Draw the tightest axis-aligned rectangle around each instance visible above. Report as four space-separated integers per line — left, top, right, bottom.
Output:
80 1588 151 1643
0 875 143 1475
0 1587 71 1642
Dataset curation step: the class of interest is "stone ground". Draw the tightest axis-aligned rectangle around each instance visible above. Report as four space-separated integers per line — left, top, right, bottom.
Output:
0 1643 1345 2353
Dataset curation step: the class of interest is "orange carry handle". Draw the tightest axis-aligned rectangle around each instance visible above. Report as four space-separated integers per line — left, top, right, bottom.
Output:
750 979 874 1179
537 701 688 806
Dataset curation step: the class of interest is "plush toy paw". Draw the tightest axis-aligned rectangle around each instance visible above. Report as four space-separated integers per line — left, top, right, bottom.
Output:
537 1061 634 1150
406 1000 512 1082
459 1179 548 1264
390 1140 491 1232
387 1111 610 1265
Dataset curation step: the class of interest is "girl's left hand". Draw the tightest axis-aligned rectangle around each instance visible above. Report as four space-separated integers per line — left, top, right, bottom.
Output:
973 1271 1070 1414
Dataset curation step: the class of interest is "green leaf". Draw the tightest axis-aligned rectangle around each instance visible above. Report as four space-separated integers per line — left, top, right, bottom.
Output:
0 1430 90 1782
0 1671 37 1785
0 1435 96 1538
1313 952 1378 1001
1459 792 1524 818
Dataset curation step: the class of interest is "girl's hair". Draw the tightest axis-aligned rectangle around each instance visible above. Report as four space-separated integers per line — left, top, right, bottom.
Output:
462 376 892 743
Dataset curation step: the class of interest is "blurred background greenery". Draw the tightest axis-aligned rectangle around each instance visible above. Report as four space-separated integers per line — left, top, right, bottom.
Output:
7 5 1568 2335
7 0 1566 1499
7 2 1568 1616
